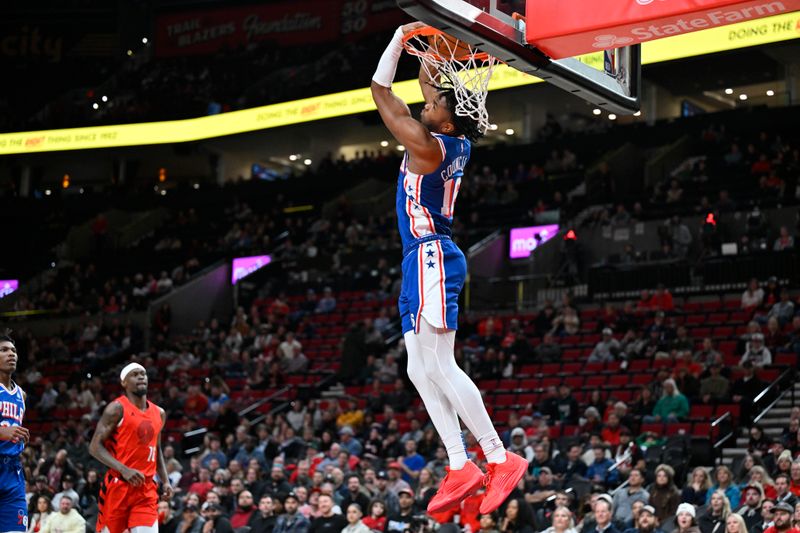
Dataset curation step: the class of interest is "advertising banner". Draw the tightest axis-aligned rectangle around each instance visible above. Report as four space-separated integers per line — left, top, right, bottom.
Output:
232 255 271 284
155 0 404 57
526 0 800 58
509 225 560 259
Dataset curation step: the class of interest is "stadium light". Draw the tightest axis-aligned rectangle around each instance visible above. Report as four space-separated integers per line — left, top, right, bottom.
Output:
505 128 515 135
380 140 389 147
608 114 617 121
397 145 406 151
127 50 133 56
142 37 148 44
160 189 166 196
724 88 733 94
633 110 642 117
92 103 99 110
766 90 775 96
592 109 601 116
45 189 52 196
303 158 312 166
289 154 298 161
79 188 85 194
193 183 200 190
488 124 498 130
739 94 748 101
101 95 108 102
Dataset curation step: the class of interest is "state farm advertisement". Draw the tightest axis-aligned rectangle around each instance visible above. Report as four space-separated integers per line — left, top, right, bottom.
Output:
155 0 404 57
526 0 800 58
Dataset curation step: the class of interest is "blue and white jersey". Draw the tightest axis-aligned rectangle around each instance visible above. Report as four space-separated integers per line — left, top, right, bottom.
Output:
395 133 470 249
0 382 25 456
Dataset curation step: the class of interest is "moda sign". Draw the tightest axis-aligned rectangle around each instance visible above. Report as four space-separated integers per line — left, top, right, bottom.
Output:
526 0 800 58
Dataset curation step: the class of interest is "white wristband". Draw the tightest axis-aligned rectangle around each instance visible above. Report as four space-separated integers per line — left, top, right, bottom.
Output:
372 27 405 88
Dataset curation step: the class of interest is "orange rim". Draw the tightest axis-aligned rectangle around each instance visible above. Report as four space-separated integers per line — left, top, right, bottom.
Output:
402 26 490 62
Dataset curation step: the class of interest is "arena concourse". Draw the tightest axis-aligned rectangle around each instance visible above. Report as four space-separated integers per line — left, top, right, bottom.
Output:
1 2 799 533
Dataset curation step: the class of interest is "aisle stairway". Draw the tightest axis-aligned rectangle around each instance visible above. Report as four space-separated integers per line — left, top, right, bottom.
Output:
721 381 800 465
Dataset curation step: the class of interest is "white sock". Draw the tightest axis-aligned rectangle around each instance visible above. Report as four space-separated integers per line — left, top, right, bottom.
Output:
416 317 508 464
405 330 469 470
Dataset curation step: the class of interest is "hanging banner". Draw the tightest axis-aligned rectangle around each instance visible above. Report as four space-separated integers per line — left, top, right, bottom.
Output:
526 0 800 58
155 0 405 57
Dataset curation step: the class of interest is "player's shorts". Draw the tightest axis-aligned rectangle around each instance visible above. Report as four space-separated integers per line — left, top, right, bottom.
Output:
0 455 27 532
399 234 466 334
97 472 158 533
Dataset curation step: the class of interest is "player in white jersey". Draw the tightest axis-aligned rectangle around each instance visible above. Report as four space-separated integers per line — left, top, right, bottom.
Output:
371 22 527 514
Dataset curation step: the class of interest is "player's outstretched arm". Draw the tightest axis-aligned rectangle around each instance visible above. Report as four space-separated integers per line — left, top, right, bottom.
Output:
89 401 145 486
156 407 173 500
371 23 442 174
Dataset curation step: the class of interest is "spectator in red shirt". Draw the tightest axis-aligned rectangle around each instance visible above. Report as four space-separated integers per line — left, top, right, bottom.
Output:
231 490 256 528
188 468 214 501
764 502 799 533
184 385 209 416
649 284 675 312
601 413 626 447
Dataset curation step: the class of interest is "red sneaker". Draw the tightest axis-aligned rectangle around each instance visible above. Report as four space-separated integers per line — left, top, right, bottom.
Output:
427 460 484 513
479 452 528 514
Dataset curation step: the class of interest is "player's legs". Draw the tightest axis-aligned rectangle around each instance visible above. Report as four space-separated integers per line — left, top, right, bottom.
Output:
415 317 505 463
405 330 467 469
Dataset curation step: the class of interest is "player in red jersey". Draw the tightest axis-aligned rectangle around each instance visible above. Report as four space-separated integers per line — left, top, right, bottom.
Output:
90 363 173 533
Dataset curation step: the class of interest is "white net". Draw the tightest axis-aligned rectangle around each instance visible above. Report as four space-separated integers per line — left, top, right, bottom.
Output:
403 30 497 135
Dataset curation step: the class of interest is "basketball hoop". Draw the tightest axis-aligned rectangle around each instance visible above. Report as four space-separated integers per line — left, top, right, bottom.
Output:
402 26 497 135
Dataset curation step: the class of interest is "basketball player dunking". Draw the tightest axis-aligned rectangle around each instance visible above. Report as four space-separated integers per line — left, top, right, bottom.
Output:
0 331 30 533
371 22 527 514
90 363 172 533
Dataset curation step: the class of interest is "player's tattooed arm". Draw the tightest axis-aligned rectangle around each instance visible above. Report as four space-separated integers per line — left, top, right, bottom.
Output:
157 407 173 500
89 401 145 486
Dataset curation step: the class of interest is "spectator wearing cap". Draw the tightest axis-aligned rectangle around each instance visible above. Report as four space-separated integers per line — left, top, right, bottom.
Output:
622 505 664 533
587 445 619 488
385 487 417 533
309 494 347 533
589 329 621 363
51 475 80 512
341 475 371 514
202 501 235 533
274 492 310 533
525 467 559 508
41 495 84 533
764 502 799 533
28 474 56 512
740 334 772 368
585 496 621 533
339 426 364 457
248 495 277 533
613 469 650 524
754 499 776 533
373 471 400 515
175 504 205 533
738 483 765 532
650 465 681 525
676 504 701 533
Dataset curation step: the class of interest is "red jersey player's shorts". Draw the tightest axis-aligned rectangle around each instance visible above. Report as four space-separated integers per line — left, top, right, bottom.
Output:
97 472 158 533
